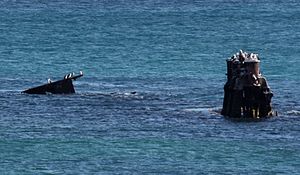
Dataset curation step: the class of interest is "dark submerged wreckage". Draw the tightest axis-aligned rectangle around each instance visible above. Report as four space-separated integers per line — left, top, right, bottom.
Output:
23 71 83 94
221 50 276 121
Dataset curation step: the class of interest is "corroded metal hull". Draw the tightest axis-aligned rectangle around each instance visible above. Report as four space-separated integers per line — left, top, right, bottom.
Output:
23 72 83 94
223 111 277 122
221 51 275 120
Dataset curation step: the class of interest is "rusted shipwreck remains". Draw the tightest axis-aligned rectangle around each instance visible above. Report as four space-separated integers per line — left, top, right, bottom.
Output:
221 50 275 120
23 71 83 94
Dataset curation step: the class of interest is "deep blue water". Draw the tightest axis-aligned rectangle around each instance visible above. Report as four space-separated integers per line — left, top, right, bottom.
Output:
1 0 300 174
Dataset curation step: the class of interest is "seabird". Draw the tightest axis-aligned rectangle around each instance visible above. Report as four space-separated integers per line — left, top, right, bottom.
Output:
68 73 72 79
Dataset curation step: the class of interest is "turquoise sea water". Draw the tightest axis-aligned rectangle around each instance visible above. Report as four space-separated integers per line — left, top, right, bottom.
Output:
1 0 300 174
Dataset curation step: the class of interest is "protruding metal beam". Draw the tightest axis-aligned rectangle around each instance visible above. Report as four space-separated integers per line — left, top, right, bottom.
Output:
23 71 83 94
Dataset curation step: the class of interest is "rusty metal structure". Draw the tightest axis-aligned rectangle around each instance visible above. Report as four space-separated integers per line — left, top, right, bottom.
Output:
221 50 275 120
23 71 83 94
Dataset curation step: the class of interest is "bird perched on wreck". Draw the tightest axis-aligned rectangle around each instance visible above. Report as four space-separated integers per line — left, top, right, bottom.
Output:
23 71 83 94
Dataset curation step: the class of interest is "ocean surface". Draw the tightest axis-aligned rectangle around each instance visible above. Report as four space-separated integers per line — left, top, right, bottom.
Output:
1 0 300 174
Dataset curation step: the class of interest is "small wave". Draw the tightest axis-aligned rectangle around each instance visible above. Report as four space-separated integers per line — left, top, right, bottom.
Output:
0 78 19 81
76 81 125 88
76 91 148 101
183 107 221 115
0 90 23 96
0 89 20 93
286 110 300 116
77 90 162 101
109 91 142 99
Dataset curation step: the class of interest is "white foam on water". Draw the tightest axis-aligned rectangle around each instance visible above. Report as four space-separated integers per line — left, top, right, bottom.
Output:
183 107 221 116
76 81 125 88
286 110 300 115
